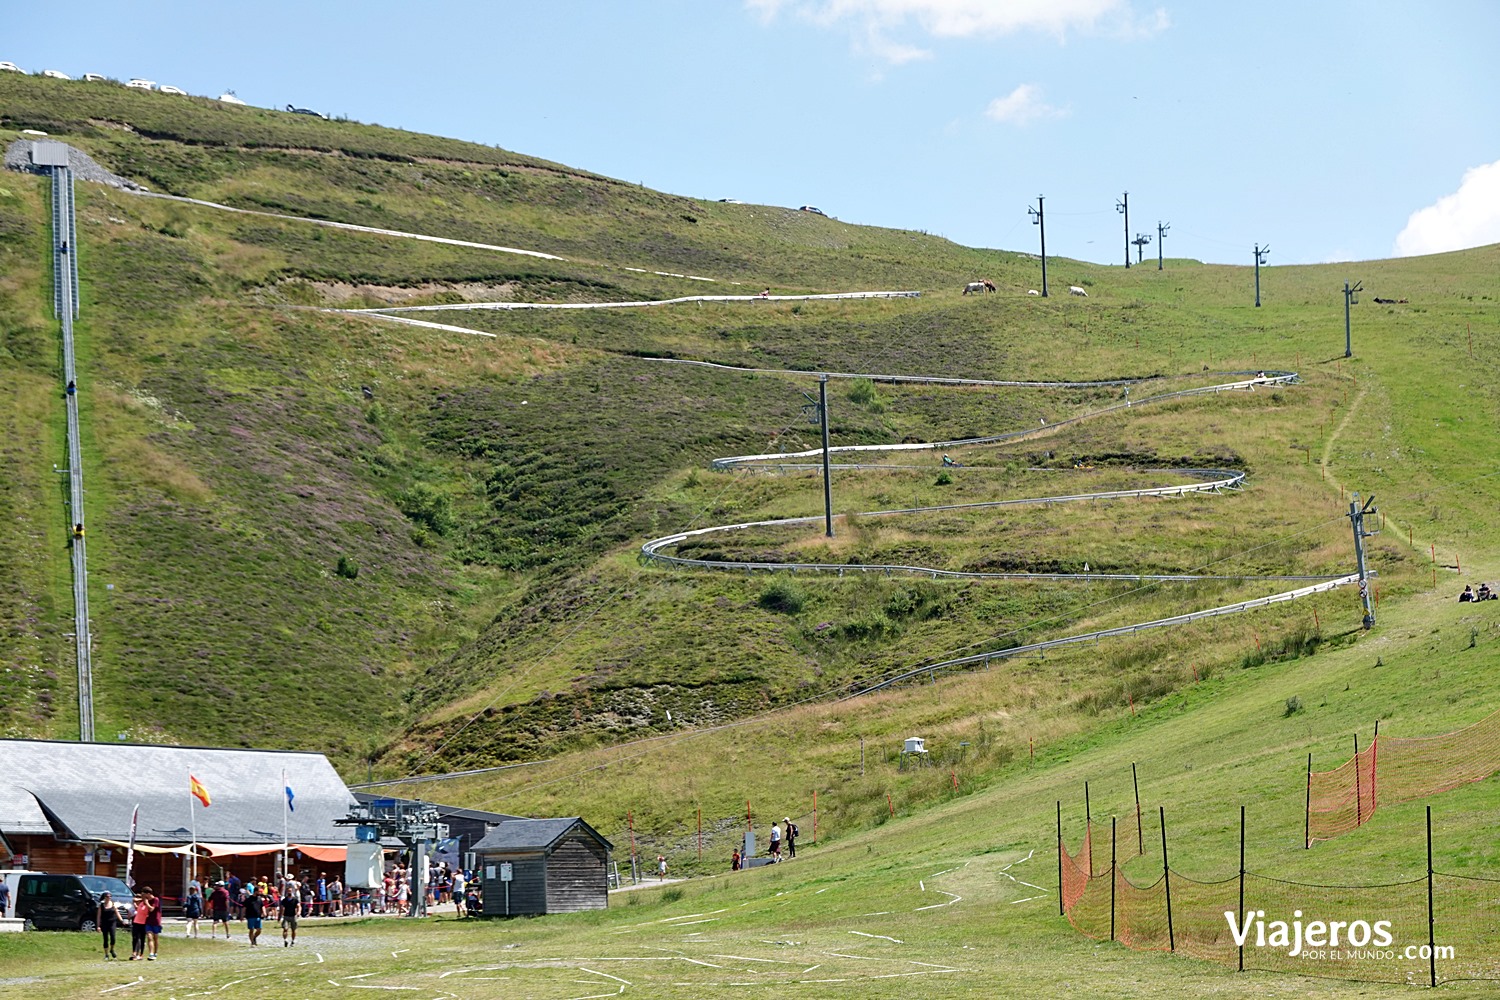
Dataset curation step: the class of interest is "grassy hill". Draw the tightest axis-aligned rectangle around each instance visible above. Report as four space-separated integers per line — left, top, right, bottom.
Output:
2 68 1500 998
2 71 1498 815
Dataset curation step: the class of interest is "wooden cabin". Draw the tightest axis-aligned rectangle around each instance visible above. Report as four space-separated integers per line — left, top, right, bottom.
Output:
471 818 612 916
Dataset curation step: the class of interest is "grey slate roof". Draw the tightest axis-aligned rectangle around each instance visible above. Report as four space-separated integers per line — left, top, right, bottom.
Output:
0 739 357 845
0 782 51 835
471 817 612 854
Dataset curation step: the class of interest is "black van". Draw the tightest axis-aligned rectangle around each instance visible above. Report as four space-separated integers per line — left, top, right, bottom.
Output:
15 874 134 931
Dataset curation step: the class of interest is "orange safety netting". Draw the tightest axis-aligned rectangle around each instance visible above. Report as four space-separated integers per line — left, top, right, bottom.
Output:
1059 838 1500 984
1307 708 1500 844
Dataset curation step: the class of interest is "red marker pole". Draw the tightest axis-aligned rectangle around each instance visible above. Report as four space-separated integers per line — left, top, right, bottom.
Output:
887 793 894 818
812 791 817 845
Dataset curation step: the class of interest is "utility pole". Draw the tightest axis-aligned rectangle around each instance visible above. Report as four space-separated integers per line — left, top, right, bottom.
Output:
1116 192 1130 268
803 379 834 537
1157 221 1169 270
819 375 833 537
1343 280 1362 358
1028 196 1048 296
1132 232 1152 265
1348 493 1377 629
1253 243 1270 307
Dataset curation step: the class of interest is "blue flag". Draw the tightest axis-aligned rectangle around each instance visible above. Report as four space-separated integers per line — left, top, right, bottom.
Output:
285 785 295 812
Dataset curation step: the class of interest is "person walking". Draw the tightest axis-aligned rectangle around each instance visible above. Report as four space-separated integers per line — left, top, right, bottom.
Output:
280 878 300 947
451 869 466 917
142 887 163 960
208 881 232 939
769 822 782 860
783 817 798 859
243 887 265 947
97 891 121 959
182 885 203 938
128 891 149 960
0 878 9 918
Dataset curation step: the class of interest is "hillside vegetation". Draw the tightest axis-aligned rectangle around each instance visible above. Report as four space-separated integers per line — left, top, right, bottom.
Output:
2 71 1497 819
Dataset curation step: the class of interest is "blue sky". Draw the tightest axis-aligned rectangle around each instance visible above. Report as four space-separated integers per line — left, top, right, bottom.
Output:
7 0 1500 266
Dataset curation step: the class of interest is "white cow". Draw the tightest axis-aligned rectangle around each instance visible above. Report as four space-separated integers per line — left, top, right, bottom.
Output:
1026 289 1040 296
1069 285 1088 297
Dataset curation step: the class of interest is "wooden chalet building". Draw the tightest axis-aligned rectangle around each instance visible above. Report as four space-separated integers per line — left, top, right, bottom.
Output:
472 817 612 916
0 739 359 907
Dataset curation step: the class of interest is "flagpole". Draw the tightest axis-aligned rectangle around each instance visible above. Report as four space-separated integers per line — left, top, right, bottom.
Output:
282 768 289 879
189 770 198 888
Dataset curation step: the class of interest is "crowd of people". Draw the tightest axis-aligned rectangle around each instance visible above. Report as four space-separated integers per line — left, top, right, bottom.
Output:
94 862 487 959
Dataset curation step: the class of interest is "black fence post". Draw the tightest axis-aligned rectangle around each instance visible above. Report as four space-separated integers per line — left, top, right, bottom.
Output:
1110 815 1117 942
1427 806 1437 988
1057 800 1064 917
1160 805 1175 952
1238 804 1246 972
1304 753 1312 848
1132 762 1143 855
1354 733 1363 828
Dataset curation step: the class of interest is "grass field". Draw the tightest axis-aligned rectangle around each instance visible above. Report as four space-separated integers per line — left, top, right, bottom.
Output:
2 71 1500 997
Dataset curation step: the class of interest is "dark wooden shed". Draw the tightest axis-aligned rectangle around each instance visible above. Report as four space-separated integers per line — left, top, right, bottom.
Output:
471 817 612 916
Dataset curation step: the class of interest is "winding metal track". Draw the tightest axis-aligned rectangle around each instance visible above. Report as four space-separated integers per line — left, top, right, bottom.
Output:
632 366 1356 688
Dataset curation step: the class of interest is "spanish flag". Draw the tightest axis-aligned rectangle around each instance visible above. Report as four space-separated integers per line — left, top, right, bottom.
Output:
189 774 211 808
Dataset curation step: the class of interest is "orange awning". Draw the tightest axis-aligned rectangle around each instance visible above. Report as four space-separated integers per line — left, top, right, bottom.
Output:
291 844 347 863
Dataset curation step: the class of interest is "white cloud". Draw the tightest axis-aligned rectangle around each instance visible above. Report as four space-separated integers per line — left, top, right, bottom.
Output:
749 0 1168 62
984 84 1066 125
1395 159 1500 257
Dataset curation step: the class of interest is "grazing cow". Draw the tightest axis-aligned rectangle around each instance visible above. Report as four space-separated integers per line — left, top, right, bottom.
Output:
1026 289 1040 296
1069 285 1088 297
963 280 994 295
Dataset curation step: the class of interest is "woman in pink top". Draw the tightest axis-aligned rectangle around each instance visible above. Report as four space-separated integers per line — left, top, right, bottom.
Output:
129 892 149 960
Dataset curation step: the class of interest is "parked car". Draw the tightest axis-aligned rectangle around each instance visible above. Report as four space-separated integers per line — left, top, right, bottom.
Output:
218 91 247 105
286 104 326 118
81 73 109 82
158 85 186 95
126 79 155 90
41 69 71 80
798 205 827 217
0 62 23 73
14 873 134 931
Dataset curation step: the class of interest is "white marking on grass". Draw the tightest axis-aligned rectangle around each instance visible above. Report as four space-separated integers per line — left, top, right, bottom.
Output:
824 953 882 961
915 889 961 911
868 969 961 979
1009 894 1048 905
848 931 904 943
918 881 924 892
99 978 144 994
391 949 410 958
670 918 718 926
709 954 794 964
345 974 377 980
340 985 422 992
858 911 892 917
802 964 821 973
